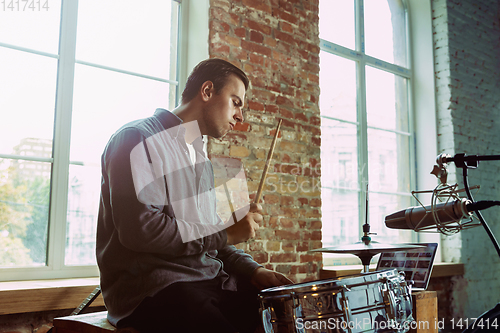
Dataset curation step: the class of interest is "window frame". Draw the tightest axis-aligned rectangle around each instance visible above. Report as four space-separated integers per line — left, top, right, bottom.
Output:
0 0 210 282
319 0 429 265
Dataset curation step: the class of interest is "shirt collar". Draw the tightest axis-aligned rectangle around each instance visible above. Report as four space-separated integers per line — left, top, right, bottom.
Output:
153 108 184 138
154 108 204 151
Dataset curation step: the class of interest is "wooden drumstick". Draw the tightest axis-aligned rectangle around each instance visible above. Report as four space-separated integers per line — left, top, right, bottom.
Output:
254 119 282 204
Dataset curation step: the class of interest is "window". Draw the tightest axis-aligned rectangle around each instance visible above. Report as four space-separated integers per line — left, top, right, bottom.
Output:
0 0 181 280
319 0 416 265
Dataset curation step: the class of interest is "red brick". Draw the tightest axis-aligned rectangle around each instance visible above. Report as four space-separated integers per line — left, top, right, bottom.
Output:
251 88 276 102
276 95 295 108
252 251 269 263
278 0 293 12
309 198 321 207
280 20 294 33
243 19 272 35
241 40 272 57
295 112 308 122
279 218 295 228
275 229 300 240
248 100 265 112
234 27 246 38
300 253 322 263
249 53 265 67
270 253 297 263
229 13 241 26
266 240 281 251
242 0 272 14
281 196 294 206
310 220 322 229
279 108 294 119
263 36 277 48
303 230 321 241
296 242 309 252
265 104 279 114
264 194 280 204
281 207 299 218
308 73 320 84
276 8 299 24
231 47 248 61
250 30 264 43
298 198 309 206
282 241 294 252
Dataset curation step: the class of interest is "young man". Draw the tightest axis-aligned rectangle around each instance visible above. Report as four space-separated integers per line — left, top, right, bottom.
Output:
96 58 291 332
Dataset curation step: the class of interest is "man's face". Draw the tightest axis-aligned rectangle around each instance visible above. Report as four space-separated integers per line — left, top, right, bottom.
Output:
202 74 245 138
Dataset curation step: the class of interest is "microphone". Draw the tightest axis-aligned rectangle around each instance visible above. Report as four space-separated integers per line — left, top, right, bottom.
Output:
385 199 500 230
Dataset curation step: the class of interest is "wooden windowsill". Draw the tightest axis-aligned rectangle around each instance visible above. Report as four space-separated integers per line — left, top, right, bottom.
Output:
320 262 464 279
0 277 105 315
0 263 464 316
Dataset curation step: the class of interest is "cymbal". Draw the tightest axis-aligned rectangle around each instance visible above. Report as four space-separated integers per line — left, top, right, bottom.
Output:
310 241 425 255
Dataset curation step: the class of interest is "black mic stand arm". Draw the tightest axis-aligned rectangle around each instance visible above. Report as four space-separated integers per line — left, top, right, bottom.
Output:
437 153 500 260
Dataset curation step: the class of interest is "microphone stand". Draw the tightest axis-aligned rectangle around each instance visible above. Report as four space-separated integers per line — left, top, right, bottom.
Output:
439 153 500 333
461 166 500 260
440 153 500 260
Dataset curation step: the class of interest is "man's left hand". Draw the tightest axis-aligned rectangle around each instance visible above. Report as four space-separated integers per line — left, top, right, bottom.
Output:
250 267 294 290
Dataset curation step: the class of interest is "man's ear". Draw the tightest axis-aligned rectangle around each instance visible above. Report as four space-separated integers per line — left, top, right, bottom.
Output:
201 81 214 102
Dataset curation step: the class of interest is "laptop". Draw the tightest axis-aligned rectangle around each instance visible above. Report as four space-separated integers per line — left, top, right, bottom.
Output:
375 243 438 290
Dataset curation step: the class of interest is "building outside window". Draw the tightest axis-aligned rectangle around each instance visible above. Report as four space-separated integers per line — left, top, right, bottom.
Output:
319 0 416 265
0 0 180 280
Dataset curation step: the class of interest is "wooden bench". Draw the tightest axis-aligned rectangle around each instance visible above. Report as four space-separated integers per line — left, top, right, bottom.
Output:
52 311 139 333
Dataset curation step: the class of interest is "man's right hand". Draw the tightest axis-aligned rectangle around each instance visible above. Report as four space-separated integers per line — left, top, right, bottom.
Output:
226 203 263 245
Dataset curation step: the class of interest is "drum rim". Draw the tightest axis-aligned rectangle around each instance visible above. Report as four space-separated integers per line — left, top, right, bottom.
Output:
259 268 399 296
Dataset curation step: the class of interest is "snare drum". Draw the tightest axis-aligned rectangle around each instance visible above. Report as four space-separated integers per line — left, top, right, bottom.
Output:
259 269 413 333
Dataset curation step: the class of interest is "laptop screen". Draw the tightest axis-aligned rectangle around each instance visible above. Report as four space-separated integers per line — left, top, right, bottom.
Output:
376 243 438 290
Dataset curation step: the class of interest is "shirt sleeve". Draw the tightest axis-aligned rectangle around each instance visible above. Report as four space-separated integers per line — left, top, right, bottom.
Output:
216 245 262 278
102 127 227 257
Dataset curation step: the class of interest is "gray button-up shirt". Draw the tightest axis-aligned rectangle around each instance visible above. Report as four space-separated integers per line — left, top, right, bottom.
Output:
96 109 261 325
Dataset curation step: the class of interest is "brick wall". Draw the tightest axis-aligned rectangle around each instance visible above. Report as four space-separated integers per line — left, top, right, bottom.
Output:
432 0 500 320
207 0 322 283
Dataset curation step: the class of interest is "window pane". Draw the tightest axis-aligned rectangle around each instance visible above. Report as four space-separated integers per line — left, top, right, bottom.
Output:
67 64 173 264
364 0 407 67
319 0 355 50
321 188 360 247
321 118 359 190
366 66 408 132
65 164 100 266
0 48 57 156
0 158 50 267
319 51 357 123
368 129 411 194
76 0 178 80
367 192 412 243
69 64 172 164
0 0 61 54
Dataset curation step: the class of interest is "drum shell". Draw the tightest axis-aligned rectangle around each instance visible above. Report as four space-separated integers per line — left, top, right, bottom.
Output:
259 268 413 333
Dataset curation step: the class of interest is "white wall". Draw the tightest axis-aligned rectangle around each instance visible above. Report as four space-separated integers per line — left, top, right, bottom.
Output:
432 0 500 319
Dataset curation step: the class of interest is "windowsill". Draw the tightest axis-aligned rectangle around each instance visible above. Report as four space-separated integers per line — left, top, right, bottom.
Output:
0 277 105 315
320 262 465 279
0 263 464 316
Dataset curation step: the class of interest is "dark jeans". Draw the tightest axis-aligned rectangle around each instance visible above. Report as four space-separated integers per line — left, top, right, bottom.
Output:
118 276 261 333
